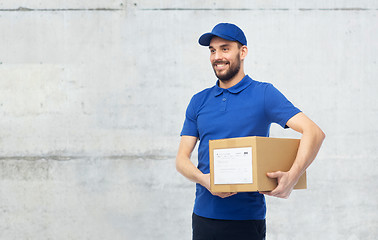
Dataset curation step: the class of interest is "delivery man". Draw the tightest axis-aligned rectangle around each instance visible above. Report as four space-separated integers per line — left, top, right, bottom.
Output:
176 23 325 240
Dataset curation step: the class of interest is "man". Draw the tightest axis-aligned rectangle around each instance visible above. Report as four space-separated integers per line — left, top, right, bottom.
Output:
176 23 325 240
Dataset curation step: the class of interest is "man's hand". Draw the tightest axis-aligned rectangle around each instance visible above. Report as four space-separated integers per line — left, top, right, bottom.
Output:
259 171 298 199
200 173 237 198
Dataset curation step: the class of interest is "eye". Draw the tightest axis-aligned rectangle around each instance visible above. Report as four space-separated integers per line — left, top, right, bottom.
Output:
210 49 216 53
222 48 229 52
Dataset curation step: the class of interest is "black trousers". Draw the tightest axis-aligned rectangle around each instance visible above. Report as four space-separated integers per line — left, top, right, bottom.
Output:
192 213 266 240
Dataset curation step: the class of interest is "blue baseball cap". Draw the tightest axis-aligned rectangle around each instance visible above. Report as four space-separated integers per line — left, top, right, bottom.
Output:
198 23 247 46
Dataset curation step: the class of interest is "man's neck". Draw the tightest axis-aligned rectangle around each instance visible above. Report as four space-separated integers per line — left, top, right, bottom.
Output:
218 71 246 89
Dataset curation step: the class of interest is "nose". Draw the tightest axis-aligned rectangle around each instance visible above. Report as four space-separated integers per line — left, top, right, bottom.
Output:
213 50 223 62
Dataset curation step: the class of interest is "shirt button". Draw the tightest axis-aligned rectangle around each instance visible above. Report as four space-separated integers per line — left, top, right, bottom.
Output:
222 98 226 101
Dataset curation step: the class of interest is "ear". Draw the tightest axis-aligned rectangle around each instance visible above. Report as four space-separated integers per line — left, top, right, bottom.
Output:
240 45 248 60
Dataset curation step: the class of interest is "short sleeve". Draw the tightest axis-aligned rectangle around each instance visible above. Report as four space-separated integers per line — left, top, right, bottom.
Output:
180 96 199 137
264 84 301 128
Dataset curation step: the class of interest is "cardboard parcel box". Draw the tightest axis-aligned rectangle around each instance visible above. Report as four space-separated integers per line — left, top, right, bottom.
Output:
209 136 307 192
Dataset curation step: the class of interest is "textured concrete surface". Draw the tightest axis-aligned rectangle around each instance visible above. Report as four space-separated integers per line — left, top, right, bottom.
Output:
0 1 377 239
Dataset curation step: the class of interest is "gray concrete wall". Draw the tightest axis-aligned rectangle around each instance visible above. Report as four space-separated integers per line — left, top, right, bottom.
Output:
0 1 377 239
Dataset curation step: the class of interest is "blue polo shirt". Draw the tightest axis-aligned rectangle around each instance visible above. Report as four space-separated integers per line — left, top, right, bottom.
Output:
180 75 301 220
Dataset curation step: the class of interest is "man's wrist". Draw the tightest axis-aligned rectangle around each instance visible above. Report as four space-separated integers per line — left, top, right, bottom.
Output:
196 173 210 190
198 173 207 186
288 167 302 186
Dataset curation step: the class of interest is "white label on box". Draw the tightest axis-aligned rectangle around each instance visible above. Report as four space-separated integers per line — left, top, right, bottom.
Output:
213 147 253 185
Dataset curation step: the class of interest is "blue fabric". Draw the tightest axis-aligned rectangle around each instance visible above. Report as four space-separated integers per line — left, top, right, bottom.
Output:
180 75 301 220
198 23 247 46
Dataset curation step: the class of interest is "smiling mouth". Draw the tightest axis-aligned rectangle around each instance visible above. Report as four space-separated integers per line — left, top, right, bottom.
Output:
214 62 229 70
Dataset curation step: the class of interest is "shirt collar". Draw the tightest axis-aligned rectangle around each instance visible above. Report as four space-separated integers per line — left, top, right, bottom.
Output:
213 75 253 96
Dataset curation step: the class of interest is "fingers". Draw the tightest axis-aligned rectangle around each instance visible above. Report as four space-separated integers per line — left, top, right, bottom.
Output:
270 191 289 199
266 171 282 179
259 188 290 199
259 171 295 199
259 191 272 196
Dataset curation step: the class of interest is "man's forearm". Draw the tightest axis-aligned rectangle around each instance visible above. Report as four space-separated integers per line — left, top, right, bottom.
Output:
289 126 325 182
261 113 325 198
176 136 205 185
176 154 205 185
176 155 236 198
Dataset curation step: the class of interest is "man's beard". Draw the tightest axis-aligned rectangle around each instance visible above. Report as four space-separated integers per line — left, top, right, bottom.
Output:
213 56 241 82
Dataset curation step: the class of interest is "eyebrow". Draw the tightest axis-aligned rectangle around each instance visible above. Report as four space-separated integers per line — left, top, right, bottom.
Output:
209 44 230 49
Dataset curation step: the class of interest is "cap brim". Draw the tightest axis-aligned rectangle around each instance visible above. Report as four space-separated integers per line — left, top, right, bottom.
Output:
198 32 239 46
198 33 215 46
